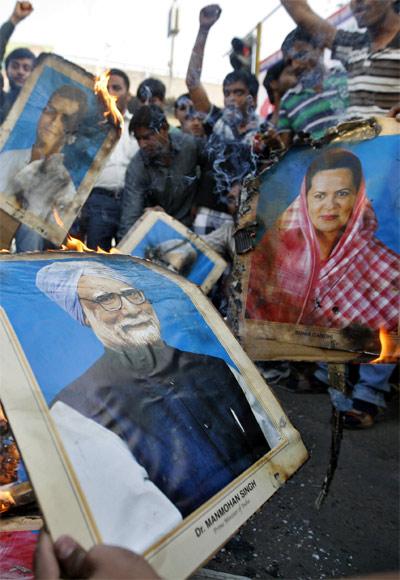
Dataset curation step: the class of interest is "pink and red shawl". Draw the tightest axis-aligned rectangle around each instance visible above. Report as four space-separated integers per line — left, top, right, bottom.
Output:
0 531 38 579
246 180 399 332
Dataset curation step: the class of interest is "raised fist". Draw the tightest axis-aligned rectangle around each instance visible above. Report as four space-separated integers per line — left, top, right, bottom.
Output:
11 2 33 26
199 4 222 30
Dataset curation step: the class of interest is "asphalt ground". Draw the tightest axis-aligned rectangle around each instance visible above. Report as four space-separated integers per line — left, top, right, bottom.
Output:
206 380 399 579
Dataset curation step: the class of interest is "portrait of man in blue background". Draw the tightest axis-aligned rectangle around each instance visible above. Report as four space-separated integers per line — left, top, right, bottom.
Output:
0 55 118 243
118 212 227 293
0 254 270 518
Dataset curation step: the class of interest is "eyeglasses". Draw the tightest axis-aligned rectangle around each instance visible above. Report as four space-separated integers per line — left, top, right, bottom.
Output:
81 288 146 311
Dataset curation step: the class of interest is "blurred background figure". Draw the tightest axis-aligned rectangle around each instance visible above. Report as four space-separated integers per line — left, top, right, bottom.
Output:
136 77 166 109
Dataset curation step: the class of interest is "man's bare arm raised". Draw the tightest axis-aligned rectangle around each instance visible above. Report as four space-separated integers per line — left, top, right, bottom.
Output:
185 4 222 114
280 0 336 49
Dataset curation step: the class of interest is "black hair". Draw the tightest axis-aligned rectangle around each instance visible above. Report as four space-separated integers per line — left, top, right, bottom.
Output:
263 60 286 104
281 27 321 57
223 70 259 99
109 68 130 91
136 78 166 103
129 104 168 134
5 47 36 70
47 85 88 131
305 148 363 193
174 93 191 109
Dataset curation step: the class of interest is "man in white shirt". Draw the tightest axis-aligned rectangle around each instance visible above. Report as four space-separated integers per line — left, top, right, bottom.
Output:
78 69 138 250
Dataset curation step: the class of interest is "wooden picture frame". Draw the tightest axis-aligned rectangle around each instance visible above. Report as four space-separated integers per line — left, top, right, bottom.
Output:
0 54 119 245
0 252 307 579
117 211 227 294
231 118 399 362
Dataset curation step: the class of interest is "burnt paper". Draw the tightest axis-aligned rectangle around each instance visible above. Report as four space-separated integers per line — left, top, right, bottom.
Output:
232 120 399 360
0 252 307 578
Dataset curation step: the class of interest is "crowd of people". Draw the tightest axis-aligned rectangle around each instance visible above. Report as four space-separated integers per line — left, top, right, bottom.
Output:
0 1 399 577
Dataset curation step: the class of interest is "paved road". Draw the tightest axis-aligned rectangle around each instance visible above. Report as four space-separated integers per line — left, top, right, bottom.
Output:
206 384 399 579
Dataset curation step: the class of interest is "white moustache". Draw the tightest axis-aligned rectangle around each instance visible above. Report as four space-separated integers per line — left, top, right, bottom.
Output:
119 315 156 331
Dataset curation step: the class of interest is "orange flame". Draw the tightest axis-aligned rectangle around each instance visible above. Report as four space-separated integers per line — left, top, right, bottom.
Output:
370 328 400 363
0 491 15 514
53 208 65 230
94 70 124 131
53 209 120 254
0 404 6 423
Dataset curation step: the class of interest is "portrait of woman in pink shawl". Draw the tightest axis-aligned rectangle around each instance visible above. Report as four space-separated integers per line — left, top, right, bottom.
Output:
246 148 399 332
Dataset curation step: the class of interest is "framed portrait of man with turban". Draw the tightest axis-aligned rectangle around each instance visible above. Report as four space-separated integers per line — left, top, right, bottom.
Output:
0 252 306 579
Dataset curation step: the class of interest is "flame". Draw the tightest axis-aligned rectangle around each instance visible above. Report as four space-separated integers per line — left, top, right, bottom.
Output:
0 491 15 514
370 328 400 363
94 70 124 131
52 209 120 254
53 207 66 231
62 235 121 255
62 235 120 254
0 404 7 423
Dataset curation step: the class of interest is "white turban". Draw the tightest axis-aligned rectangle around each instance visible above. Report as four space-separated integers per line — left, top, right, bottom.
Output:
36 260 130 325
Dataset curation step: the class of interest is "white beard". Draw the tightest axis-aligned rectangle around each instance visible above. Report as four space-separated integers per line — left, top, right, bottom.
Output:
85 310 162 352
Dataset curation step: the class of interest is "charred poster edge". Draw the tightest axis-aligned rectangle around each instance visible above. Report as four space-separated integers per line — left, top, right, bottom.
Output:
230 117 399 362
0 252 307 579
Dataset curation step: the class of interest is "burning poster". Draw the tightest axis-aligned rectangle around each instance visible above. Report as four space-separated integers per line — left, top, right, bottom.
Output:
232 120 399 360
0 54 120 246
0 252 306 579
117 210 227 293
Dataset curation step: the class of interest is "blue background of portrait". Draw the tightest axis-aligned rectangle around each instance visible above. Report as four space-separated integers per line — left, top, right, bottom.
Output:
131 220 215 285
255 135 399 253
1 65 110 190
0 255 235 404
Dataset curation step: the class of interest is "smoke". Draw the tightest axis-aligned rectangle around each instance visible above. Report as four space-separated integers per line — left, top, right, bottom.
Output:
138 84 153 105
205 99 259 205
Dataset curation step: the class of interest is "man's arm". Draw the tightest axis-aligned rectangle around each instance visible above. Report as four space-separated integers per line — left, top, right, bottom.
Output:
281 0 336 49
0 2 34 66
117 155 148 241
0 22 14 69
185 4 221 114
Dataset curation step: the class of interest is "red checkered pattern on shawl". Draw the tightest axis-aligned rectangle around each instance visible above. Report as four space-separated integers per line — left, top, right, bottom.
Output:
246 185 399 332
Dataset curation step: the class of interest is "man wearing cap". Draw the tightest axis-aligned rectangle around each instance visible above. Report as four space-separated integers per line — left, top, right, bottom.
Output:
36 260 270 517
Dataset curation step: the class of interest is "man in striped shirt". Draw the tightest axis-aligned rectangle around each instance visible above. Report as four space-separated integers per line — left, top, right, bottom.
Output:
277 27 349 143
281 0 400 119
